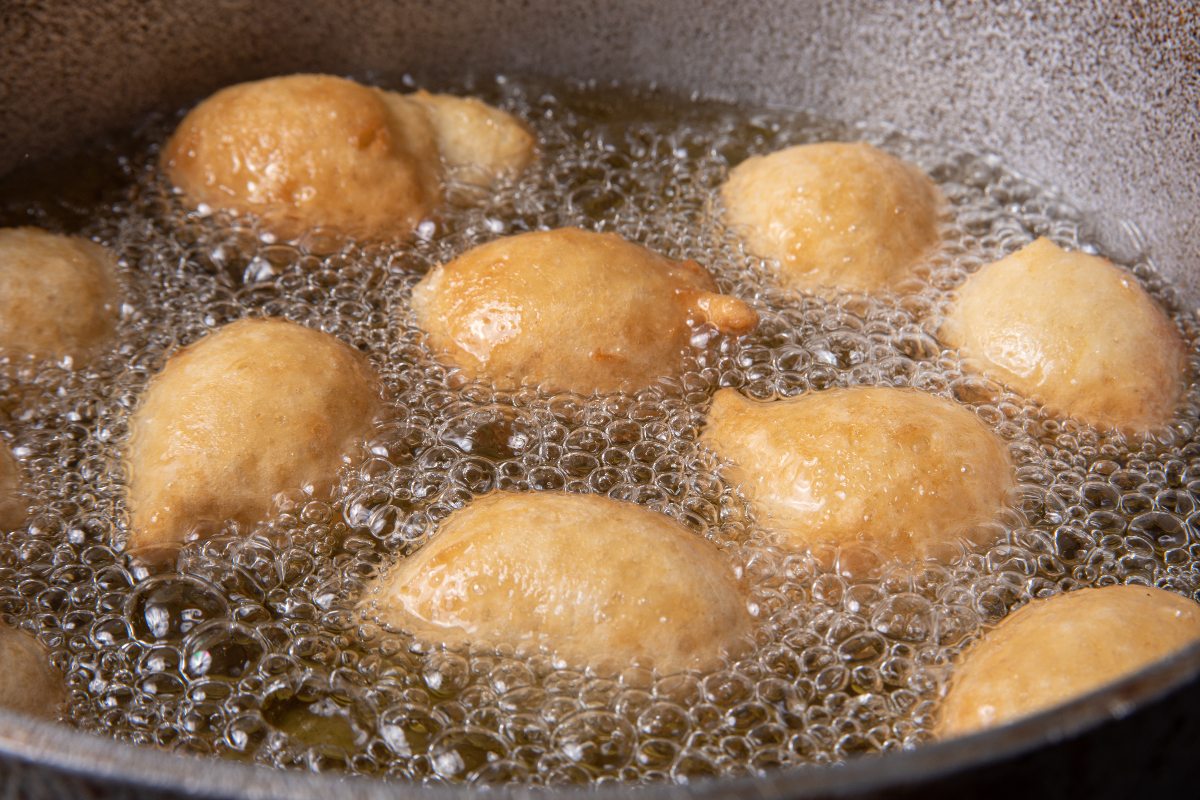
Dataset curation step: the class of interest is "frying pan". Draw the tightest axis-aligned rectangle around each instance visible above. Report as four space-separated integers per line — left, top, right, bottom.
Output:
1 1 1198 797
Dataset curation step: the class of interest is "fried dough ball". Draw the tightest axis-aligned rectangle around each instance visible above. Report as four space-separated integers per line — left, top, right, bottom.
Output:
162 74 534 240
409 90 536 187
125 318 380 563
0 625 64 719
939 585 1200 738
164 75 440 240
720 142 942 293
363 491 752 674
411 228 758 394
940 238 1186 433
701 387 1014 560
0 227 119 364
0 440 25 531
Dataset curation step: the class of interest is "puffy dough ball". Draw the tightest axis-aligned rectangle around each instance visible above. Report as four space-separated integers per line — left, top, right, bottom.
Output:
720 142 942 293
408 90 536 187
411 228 758 394
125 318 380 563
939 585 1200 738
362 491 752 674
162 74 535 240
701 387 1014 560
0 440 25 531
940 238 1186 433
0 625 64 719
0 227 119 364
163 74 441 240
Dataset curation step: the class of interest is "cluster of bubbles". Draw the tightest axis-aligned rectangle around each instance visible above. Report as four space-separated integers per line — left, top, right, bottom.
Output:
0 75 1198 786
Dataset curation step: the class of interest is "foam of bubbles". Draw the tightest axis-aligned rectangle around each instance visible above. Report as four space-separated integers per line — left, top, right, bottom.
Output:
0 76 1198 786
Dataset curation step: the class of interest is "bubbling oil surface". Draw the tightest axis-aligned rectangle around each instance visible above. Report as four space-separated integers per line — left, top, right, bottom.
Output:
1 76 1199 786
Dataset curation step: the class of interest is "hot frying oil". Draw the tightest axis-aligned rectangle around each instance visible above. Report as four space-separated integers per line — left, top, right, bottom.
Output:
0 76 1197 785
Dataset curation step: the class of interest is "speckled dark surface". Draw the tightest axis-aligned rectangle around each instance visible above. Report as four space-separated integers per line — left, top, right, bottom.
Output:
1 0 1197 295
1 2 1200 798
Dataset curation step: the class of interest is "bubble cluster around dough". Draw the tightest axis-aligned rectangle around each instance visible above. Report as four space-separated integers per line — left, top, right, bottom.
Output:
701 387 1014 561
411 227 758 394
0 439 24 531
125 318 381 563
0 227 120 364
162 74 535 240
720 142 942 293
0 625 63 719
940 237 1185 433
939 585 1200 738
362 491 752 675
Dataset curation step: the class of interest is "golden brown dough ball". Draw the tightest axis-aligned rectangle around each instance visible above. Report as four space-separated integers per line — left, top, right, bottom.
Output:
720 142 942 293
0 625 64 719
940 238 1186 433
700 387 1013 560
411 228 758 394
125 318 380 563
408 90 536 187
0 440 25 531
163 74 441 241
162 74 535 240
362 491 752 675
0 227 119 364
939 585 1200 738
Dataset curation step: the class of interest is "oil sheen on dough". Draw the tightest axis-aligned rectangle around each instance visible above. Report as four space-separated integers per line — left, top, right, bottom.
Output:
125 318 380 562
412 228 758 394
940 237 1185 433
721 142 942 293
701 387 1014 560
162 74 535 240
363 491 752 675
939 585 1200 737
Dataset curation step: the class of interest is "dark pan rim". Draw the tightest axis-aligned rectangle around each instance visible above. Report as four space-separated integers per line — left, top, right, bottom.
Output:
1 638 1198 799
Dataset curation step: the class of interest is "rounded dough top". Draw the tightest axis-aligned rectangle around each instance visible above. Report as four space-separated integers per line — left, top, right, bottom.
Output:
411 228 758 394
700 387 1014 560
720 141 942 293
363 491 752 675
0 625 64 719
0 440 25 531
407 90 536 187
0 227 119 364
163 74 442 240
939 585 1200 738
163 74 535 241
125 318 380 563
940 237 1185 433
